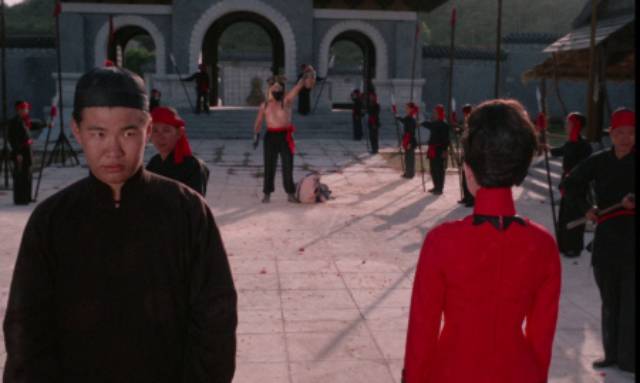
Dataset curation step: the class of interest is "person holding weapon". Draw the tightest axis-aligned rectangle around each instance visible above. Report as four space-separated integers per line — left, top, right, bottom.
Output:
253 66 316 203
395 102 419 179
549 112 592 257
7 101 45 204
562 107 636 373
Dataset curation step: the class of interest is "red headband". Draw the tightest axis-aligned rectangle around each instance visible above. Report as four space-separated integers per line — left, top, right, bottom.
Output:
407 103 419 117
435 104 445 121
610 108 635 131
151 107 192 164
16 101 31 111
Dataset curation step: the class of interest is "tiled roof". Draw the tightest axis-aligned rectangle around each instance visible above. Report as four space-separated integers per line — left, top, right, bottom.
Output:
422 45 507 61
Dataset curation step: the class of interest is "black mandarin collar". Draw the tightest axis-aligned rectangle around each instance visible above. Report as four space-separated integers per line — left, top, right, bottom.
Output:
472 187 525 231
88 166 147 209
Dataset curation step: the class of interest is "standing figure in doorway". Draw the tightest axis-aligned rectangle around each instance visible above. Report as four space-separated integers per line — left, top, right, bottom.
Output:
182 63 210 114
397 102 419 179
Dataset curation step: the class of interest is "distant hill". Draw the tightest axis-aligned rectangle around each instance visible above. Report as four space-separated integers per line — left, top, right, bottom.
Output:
421 0 586 48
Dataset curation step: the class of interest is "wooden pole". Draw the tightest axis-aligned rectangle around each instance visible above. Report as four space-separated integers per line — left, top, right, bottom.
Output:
447 7 464 200
586 0 598 142
494 0 503 98
540 79 559 240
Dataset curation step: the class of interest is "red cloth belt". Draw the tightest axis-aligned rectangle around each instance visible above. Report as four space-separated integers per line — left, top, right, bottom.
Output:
267 125 296 154
368 116 378 126
402 133 411 150
598 209 635 225
427 144 442 159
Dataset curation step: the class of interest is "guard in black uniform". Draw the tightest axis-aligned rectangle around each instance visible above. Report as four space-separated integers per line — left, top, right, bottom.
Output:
563 108 635 373
397 102 418 179
550 112 592 257
421 104 450 194
7 101 44 205
182 64 210 114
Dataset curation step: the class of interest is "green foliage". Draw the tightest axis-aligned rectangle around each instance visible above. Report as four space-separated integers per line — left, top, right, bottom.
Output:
218 22 272 54
420 0 586 48
5 0 54 36
124 47 155 76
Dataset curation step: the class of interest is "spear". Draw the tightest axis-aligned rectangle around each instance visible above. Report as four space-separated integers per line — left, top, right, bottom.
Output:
410 6 426 192
33 100 57 201
312 54 334 114
537 82 559 240
390 93 405 173
359 79 370 152
169 53 194 112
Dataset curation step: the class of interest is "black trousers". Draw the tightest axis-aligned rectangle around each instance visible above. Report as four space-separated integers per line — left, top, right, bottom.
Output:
593 264 636 372
353 115 363 141
404 148 415 178
298 89 310 115
12 154 32 205
461 169 474 203
195 91 210 114
368 123 379 153
557 196 586 255
263 131 295 195
429 156 446 191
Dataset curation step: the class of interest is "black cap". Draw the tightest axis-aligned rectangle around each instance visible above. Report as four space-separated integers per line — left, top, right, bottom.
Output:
73 67 149 118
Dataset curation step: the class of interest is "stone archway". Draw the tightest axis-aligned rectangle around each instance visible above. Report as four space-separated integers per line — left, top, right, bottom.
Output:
189 0 297 80
318 20 388 80
94 15 166 75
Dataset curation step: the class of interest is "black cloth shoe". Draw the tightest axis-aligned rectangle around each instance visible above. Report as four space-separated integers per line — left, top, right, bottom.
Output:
428 188 436 193
592 359 617 369
562 251 580 258
429 189 443 195
464 200 474 207
262 194 270 203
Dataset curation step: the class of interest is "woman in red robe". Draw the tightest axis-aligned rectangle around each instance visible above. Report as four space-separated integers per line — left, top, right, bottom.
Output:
403 99 561 383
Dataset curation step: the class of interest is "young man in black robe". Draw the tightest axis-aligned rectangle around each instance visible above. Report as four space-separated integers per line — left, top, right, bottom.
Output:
7 101 44 205
396 102 418 179
563 108 635 373
367 92 380 154
147 106 209 196
550 112 592 257
421 104 450 194
253 68 316 203
351 89 364 140
182 63 210 114
2 67 237 383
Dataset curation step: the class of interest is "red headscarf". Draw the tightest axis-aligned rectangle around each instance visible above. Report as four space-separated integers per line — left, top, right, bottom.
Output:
434 104 445 121
610 108 635 131
407 102 419 118
16 101 32 130
151 107 193 164
567 113 583 142
535 112 547 131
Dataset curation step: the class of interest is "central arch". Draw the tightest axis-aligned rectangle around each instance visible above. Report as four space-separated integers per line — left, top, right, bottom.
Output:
202 12 284 106
318 20 388 81
189 0 297 80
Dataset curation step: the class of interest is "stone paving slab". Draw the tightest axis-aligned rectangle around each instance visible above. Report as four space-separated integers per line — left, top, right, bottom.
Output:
0 139 635 383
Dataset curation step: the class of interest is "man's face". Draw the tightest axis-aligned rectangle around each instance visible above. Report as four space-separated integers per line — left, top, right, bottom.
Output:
270 82 283 95
72 107 151 190
151 122 182 158
610 125 635 155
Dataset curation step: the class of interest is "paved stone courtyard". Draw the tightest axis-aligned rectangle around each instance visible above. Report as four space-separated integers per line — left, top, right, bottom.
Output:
0 139 635 383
